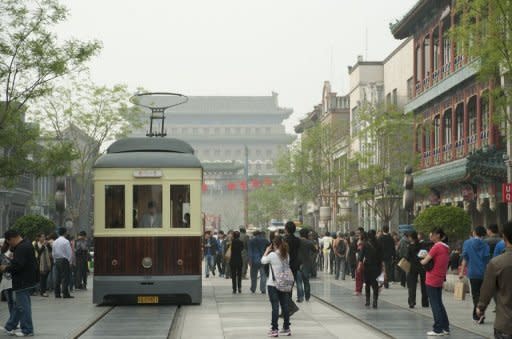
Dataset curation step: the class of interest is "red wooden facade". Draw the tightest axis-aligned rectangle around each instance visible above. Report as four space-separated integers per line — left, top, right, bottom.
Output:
94 236 202 276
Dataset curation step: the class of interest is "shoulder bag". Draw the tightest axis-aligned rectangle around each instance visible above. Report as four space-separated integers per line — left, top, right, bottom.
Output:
270 257 295 293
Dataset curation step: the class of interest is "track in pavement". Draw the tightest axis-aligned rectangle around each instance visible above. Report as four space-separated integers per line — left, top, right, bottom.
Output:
73 305 178 339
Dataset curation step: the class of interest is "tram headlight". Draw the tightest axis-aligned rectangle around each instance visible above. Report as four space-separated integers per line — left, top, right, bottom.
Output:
142 257 153 269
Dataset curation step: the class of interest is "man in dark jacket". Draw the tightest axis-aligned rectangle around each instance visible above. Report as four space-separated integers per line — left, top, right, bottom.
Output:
284 221 301 316
248 230 269 294
378 225 395 288
203 231 218 278
297 228 317 302
0 229 37 336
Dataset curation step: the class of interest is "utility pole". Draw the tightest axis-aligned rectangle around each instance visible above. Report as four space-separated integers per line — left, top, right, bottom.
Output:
244 145 249 227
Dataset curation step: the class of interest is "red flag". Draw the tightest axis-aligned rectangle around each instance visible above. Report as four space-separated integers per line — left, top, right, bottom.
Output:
240 181 247 191
251 179 260 189
227 182 237 191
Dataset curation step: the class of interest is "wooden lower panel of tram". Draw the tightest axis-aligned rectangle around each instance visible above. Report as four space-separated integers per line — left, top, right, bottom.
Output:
94 236 201 276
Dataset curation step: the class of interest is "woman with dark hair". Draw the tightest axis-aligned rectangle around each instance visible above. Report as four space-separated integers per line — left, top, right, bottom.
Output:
230 231 244 294
261 235 291 337
359 229 383 308
420 227 450 336
354 230 366 296
406 231 428 308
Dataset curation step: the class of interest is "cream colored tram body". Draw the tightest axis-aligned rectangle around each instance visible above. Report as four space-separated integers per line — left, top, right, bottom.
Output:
92 138 202 305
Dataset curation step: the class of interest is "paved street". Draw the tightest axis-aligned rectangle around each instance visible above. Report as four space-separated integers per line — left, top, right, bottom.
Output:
0 272 499 338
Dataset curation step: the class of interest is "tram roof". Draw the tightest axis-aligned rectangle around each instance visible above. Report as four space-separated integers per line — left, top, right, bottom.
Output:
94 138 202 169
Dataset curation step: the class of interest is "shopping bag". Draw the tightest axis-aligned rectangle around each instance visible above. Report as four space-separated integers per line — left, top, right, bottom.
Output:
397 258 411 273
454 280 465 300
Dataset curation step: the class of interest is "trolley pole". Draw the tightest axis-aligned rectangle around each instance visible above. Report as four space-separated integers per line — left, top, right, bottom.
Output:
244 145 249 227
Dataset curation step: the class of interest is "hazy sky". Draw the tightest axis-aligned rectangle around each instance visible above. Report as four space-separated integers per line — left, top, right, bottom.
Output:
55 0 417 133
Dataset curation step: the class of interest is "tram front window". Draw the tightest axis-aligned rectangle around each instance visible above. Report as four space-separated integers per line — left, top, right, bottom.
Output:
170 185 190 228
133 185 162 228
105 185 125 228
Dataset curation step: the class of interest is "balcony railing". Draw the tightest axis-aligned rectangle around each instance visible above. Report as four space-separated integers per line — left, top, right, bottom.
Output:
442 143 452 162
455 139 465 158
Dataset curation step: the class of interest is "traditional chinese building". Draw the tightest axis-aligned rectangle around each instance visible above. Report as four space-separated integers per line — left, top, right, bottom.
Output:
392 0 507 226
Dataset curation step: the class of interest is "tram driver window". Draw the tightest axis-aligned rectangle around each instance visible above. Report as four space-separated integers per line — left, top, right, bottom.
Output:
105 185 125 228
170 185 191 228
133 185 162 228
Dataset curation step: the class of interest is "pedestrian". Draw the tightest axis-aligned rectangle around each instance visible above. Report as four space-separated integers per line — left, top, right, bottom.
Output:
34 233 51 296
0 229 38 337
347 231 357 279
485 224 502 257
459 225 490 324
406 231 428 308
397 232 409 287
240 227 249 279
354 228 366 296
230 231 243 293
476 221 512 339
333 232 348 280
248 230 270 294
320 231 333 273
420 227 450 336
74 231 89 290
53 227 74 299
297 228 317 302
308 231 319 278
378 225 395 288
283 221 300 316
261 235 291 337
216 231 226 277
359 229 383 308
203 231 218 278
224 230 233 279
0 239 14 327
67 235 75 293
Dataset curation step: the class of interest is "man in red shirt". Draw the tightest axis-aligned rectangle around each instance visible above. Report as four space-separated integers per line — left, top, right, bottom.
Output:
420 228 450 336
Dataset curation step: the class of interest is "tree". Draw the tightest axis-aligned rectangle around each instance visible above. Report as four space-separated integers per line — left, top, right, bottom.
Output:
413 205 472 241
275 122 343 229
11 214 55 241
347 103 416 227
453 0 512 125
33 75 145 232
0 0 101 183
249 185 294 227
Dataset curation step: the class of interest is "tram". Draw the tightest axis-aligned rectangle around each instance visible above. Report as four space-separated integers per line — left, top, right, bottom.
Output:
92 93 203 305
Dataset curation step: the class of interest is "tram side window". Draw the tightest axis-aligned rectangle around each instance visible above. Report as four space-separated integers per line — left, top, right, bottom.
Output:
133 185 162 228
170 185 191 228
105 185 125 229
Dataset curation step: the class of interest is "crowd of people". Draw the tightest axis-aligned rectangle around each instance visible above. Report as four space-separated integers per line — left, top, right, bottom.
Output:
204 221 512 338
0 227 91 337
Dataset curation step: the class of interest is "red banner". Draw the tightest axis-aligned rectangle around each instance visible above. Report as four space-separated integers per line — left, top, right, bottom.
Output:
503 183 512 203
240 181 247 191
251 179 260 188
227 182 237 191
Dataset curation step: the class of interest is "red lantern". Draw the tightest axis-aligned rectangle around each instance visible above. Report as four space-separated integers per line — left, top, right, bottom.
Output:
251 179 260 189
227 182 237 191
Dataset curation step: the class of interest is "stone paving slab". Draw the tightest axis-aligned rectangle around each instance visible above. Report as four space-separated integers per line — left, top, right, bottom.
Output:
179 276 387 339
316 273 496 338
310 275 489 339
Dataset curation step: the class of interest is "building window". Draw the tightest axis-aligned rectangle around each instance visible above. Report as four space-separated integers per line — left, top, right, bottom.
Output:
416 46 422 80
265 127 271 135
255 127 261 134
481 92 489 132
468 96 477 137
192 128 198 135
386 93 391 106
225 127 231 135
424 35 431 78
133 185 162 228
105 185 125 229
171 128 178 135
203 127 209 135
245 127 251 135
444 109 452 145
225 149 232 157
456 104 464 142
170 185 190 228
256 149 262 156
392 89 398 105
214 149 221 157
443 17 451 68
433 28 439 71
204 149 210 156
182 128 188 134
234 127 241 135
266 149 272 157
434 115 441 150
425 122 431 151
235 149 241 157
214 127 220 135
416 126 423 153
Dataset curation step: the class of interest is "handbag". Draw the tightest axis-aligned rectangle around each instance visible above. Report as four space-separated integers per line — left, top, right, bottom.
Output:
397 258 411 273
270 258 295 293
224 244 232 262
454 280 465 300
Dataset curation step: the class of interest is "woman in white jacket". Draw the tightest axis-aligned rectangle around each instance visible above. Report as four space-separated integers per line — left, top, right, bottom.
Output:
261 235 291 337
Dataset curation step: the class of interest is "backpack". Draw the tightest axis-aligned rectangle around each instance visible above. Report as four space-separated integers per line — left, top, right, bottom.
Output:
336 240 346 257
270 256 295 293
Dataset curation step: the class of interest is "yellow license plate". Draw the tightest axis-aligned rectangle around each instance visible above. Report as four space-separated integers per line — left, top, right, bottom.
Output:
137 296 159 304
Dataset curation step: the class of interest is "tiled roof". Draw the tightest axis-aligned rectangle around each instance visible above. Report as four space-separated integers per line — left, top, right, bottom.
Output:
164 95 292 115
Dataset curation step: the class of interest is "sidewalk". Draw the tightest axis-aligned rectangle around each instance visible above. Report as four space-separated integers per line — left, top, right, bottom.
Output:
311 272 495 338
178 276 387 339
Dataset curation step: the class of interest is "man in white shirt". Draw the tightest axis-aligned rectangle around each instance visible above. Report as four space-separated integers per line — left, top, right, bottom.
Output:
53 227 73 299
321 232 333 273
139 201 162 228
